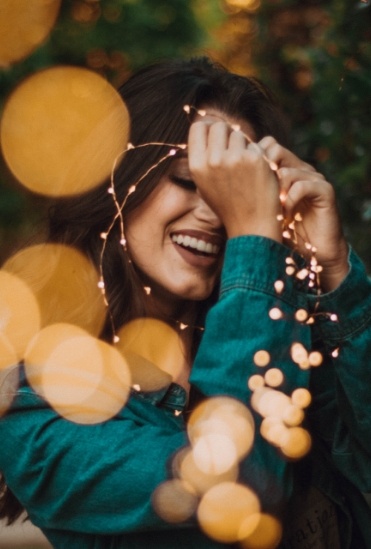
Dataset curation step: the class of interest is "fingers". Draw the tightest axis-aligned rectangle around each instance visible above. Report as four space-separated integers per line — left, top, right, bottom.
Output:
187 120 282 240
189 120 254 173
259 136 316 173
283 178 336 216
278 167 327 203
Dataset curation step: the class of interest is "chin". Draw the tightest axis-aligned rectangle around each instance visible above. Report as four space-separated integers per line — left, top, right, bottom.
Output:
172 284 216 302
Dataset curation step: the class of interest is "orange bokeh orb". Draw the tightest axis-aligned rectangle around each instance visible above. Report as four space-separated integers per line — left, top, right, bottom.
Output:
1 66 130 196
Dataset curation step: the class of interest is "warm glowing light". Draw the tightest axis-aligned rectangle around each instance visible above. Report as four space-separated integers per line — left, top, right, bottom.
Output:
290 342 309 369
1 66 130 196
116 318 185 389
175 448 239 496
198 482 260 543
285 266 296 276
3 244 106 336
248 374 265 391
264 368 284 388
152 479 198 523
274 280 284 294
282 404 305 427
192 433 238 475
0 333 18 372
0 270 41 360
225 0 261 14
308 351 323 367
291 388 312 409
0 0 61 67
296 269 309 280
280 427 312 459
251 387 291 419
269 308 283 320
260 417 289 447
253 350 270 367
188 397 255 462
0 334 20 417
295 309 309 322
24 323 131 423
240 513 283 548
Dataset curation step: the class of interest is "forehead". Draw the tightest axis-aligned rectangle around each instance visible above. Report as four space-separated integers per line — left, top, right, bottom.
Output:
194 107 256 140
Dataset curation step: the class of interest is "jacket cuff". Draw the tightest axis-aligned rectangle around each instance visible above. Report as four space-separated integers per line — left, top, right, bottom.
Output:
221 235 307 309
307 248 371 342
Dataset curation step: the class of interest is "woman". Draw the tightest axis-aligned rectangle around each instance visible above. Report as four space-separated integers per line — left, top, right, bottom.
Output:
0 57 371 548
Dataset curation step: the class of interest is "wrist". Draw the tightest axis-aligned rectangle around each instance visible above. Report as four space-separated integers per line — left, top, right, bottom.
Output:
226 220 282 243
319 242 349 292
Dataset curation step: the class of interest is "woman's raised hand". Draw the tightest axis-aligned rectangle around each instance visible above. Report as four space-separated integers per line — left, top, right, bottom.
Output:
188 119 349 291
188 119 282 243
259 136 349 291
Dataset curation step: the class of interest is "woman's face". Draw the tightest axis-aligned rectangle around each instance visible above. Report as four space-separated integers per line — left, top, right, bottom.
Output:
125 109 255 314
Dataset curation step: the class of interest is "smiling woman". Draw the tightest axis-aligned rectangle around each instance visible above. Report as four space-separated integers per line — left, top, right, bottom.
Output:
0 57 371 549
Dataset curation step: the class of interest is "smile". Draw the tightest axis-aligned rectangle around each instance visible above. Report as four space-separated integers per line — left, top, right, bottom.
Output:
171 234 220 256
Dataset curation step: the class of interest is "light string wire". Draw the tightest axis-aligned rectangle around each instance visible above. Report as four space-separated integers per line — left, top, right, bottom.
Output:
98 105 338 343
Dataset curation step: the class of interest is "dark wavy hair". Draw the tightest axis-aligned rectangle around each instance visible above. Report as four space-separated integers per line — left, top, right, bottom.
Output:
0 56 289 524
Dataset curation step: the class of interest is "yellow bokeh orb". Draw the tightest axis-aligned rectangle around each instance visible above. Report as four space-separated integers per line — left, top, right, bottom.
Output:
3 243 106 336
1 66 130 196
240 513 283 549
152 479 198 523
116 318 185 389
24 323 131 424
0 270 41 360
198 482 260 543
0 0 61 67
0 333 20 417
175 448 239 496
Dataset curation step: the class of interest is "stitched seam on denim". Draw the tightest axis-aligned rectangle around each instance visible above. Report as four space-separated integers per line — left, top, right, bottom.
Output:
314 314 371 343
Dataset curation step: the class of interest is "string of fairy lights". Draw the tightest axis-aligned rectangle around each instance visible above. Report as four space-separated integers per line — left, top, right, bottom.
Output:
98 104 340 343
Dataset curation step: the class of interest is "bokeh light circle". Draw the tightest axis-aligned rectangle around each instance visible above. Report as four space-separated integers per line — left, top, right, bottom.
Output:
280 426 312 459
174 448 239 496
152 479 198 523
3 243 106 336
198 482 260 543
0 0 61 67
116 318 185 390
0 333 20 417
0 269 41 360
24 323 131 424
1 66 130 196
240 513 283 549
188 397 255 462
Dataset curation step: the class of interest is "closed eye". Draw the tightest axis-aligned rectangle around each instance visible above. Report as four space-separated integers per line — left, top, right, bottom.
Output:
169 175 197 192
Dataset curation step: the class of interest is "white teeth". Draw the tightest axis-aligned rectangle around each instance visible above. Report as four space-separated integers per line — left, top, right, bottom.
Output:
171 234 220 255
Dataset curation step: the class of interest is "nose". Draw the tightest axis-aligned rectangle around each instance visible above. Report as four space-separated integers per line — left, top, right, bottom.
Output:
193 192 222 228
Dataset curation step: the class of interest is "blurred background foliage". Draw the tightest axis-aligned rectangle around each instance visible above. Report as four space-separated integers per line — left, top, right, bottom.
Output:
0 0 370 269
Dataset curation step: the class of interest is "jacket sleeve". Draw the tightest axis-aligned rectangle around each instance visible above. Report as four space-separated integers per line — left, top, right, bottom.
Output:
190 236 312 511
0 235 342 533
0 385 188 533
306 248 371 491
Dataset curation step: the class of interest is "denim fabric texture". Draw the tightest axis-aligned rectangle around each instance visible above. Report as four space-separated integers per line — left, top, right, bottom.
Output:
0 236 370 549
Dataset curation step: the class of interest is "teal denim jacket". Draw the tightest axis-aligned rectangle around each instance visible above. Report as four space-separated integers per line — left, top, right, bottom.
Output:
0 236 370 549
